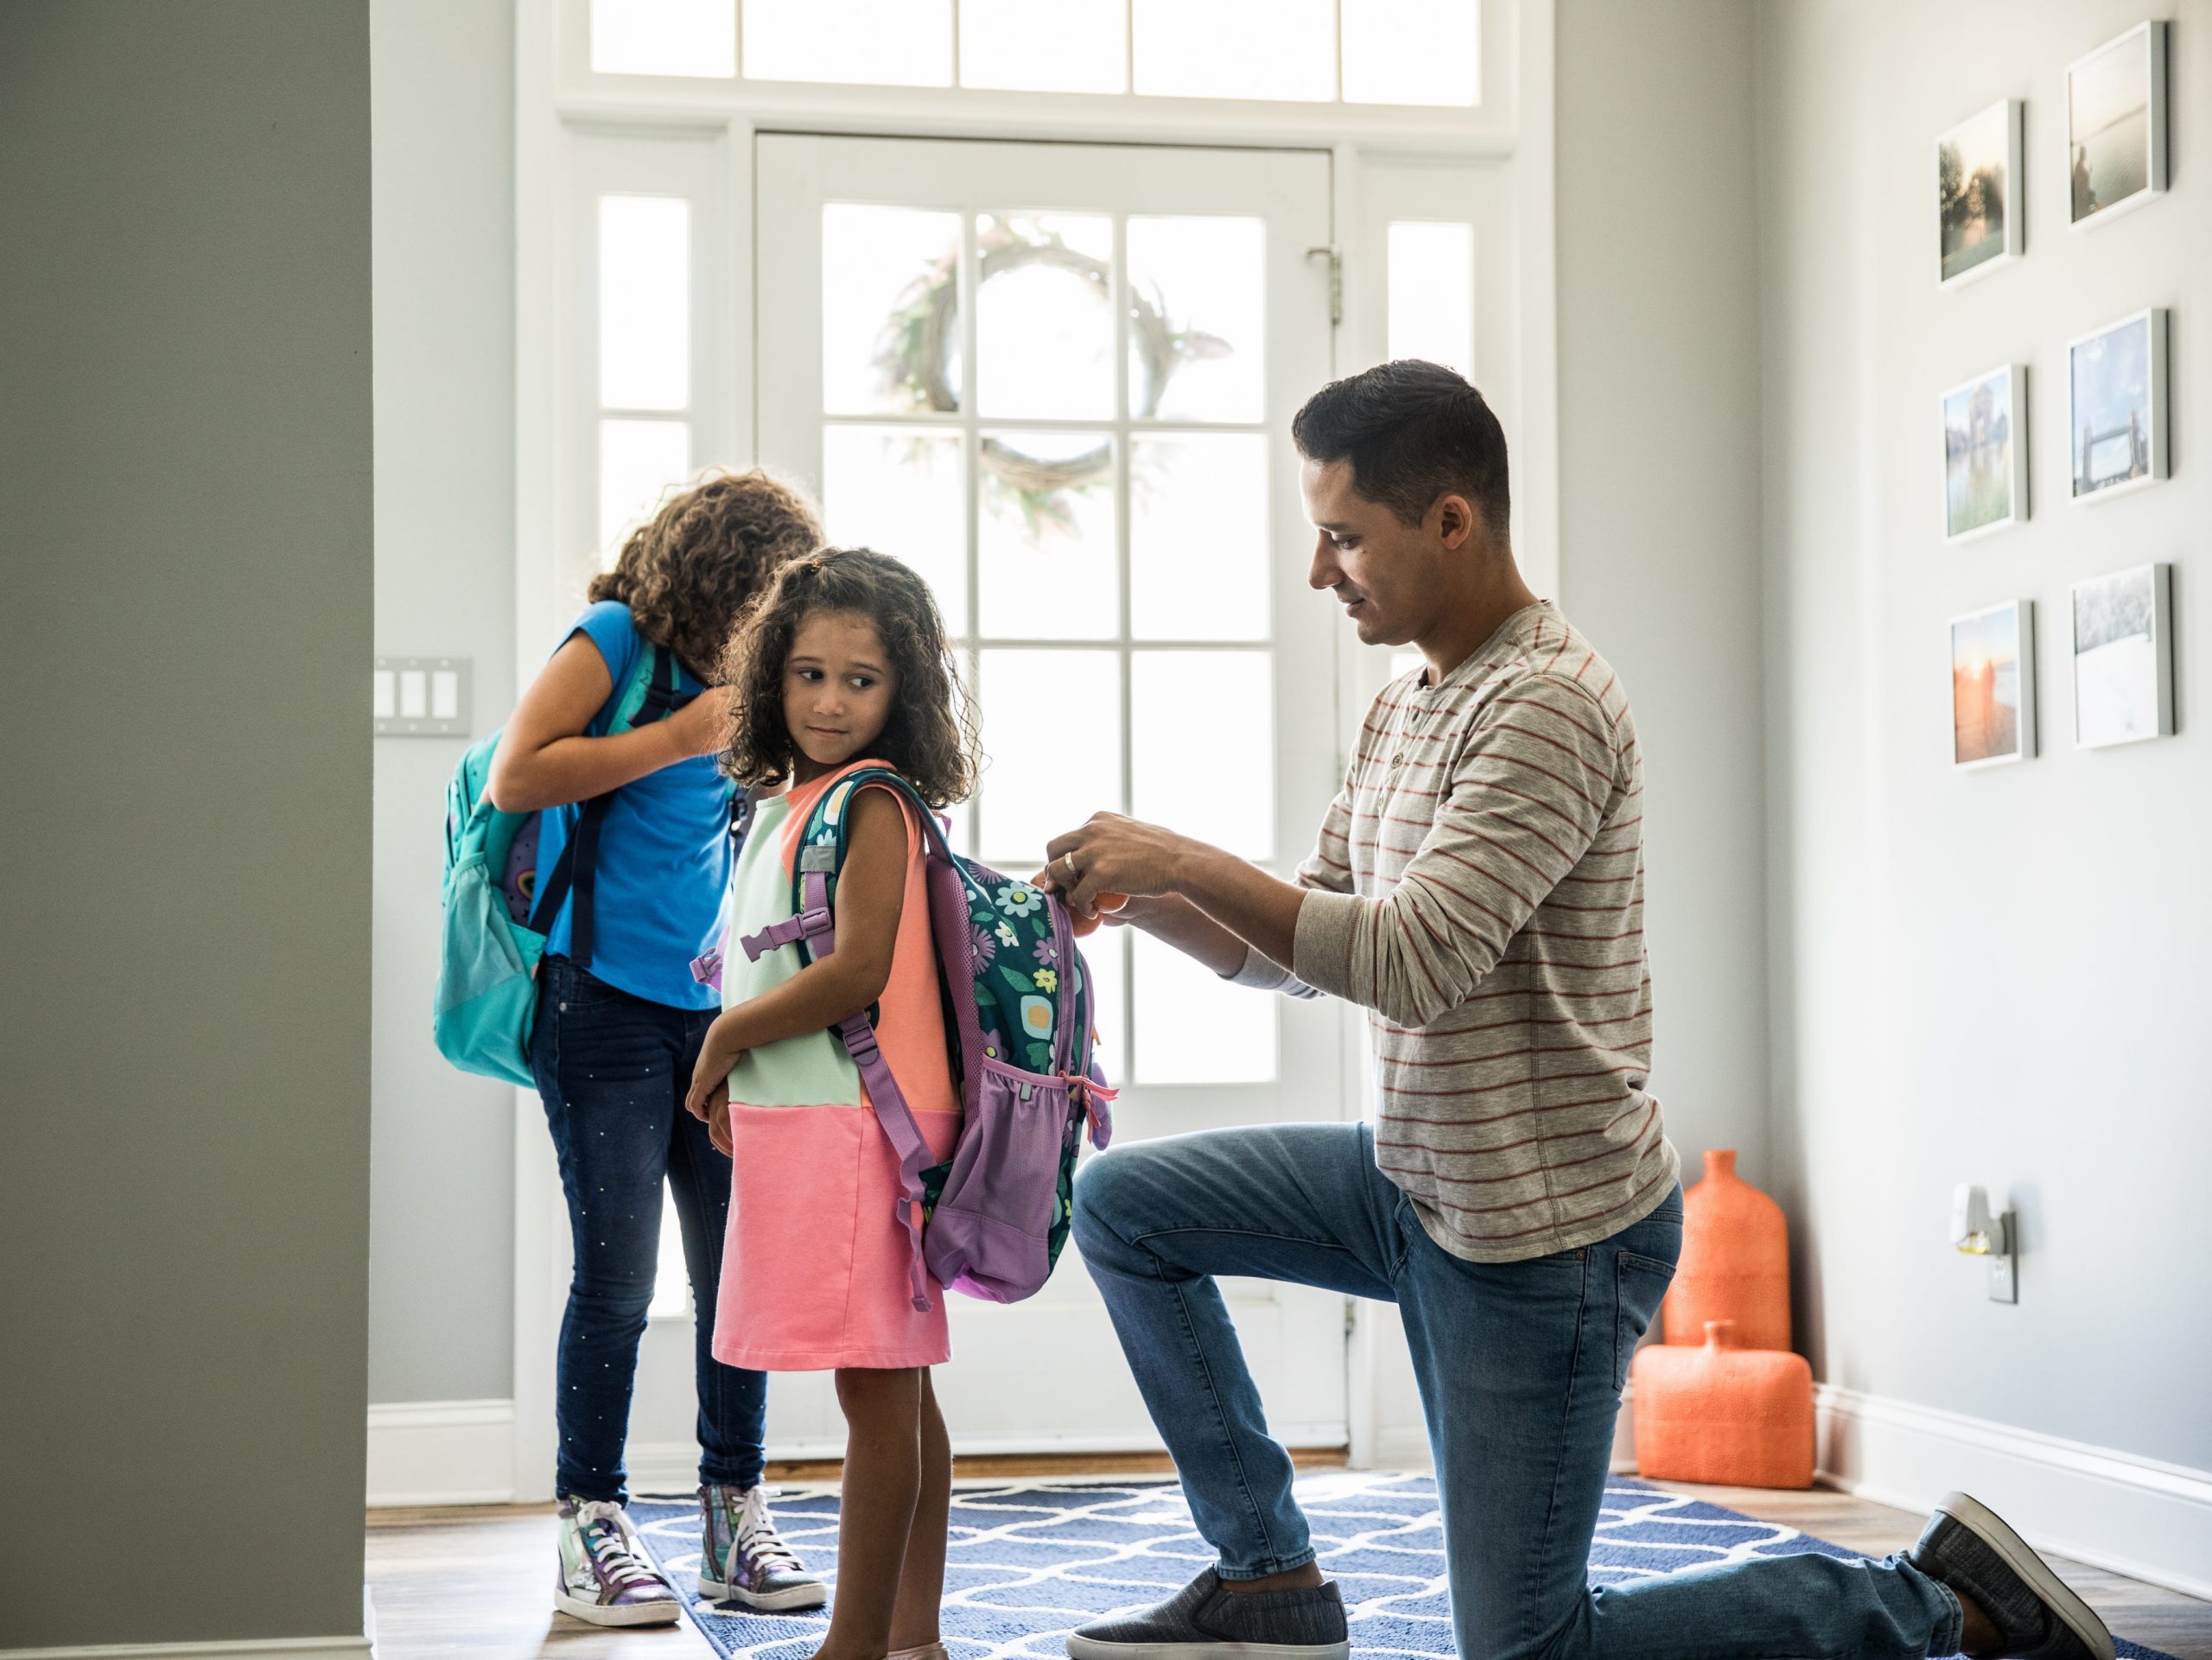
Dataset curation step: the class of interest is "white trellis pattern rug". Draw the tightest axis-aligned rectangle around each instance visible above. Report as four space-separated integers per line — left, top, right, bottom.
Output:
629 1473 2173 1660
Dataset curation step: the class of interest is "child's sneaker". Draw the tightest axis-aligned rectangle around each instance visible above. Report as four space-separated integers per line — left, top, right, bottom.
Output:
553 1496 683 1626
698 1483 828 1610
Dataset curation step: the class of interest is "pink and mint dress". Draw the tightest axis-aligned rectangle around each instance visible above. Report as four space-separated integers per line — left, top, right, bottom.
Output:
711 760 963 1371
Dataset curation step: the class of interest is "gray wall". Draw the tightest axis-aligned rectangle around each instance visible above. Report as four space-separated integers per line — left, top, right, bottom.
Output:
368 0 519 1405
1758 0 2212 1468
0 2 372 1647
1556 0 1770 1181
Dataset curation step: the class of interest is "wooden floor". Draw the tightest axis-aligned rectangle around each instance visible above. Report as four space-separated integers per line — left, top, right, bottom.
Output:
366 1464 2212 1660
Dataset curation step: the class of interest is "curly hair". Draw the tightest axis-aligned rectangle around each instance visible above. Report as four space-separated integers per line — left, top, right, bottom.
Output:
588 468 823 681
719 547 982 809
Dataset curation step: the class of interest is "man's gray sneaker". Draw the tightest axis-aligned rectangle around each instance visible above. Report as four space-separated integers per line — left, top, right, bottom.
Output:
1907 1491 2114 1660
1066 1568 1349 1660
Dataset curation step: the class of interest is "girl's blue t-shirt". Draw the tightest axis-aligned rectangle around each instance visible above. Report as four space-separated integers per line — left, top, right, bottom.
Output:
537 601 732 1011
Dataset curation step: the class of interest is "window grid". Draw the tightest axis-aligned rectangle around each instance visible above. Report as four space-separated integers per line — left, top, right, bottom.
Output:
588 0 1478 108
814 204 1279 1082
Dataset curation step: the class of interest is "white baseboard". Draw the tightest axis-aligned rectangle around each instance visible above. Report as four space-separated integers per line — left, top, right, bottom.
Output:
1815 1383 2212 1602
365 1399 516 1507
2 1639 372 1660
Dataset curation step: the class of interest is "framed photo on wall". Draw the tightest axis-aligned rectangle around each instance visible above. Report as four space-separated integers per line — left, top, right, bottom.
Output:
2069 308 2167 502
1942 364 2026 540
2068 20 2169 230
1951 599 2036 769
2072 563 2174 747
1938 99 2023 286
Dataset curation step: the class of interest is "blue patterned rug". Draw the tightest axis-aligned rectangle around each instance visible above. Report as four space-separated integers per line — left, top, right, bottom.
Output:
631 1473 2175 1660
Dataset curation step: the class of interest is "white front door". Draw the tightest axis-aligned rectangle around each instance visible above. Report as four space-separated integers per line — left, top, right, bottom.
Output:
631 130 1349 1460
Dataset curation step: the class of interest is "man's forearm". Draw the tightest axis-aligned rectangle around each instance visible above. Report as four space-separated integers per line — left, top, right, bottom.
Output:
1168 843 1306 974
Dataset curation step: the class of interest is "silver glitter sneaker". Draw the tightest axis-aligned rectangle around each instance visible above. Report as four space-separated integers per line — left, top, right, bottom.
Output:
698 1484 827 1611
553 1496 683 1627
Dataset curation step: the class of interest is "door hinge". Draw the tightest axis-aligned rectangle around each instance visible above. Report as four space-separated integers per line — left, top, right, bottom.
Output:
1306 245 1343 326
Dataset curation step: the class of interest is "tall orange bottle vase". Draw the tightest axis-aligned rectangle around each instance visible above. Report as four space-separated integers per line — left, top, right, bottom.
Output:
1630 1320 1815 1490
1661 1148 1791 1352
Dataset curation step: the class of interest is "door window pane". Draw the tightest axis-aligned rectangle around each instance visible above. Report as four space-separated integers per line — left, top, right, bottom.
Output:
961 0 1128 94
743 0 952 86
1342 0 1480 106
1133 652 1274 860
600 196 690 410
1388 221 1474 376
648 1196 690 1317
976 214 1116 420
1130 433 1268 639
979 431 1119 639
599 419 692 556
1131 0 1334 101
823 426 968 635
1071 920 1128 1081
977 650 1122 864
823 205 963 417
590 0 736 78
1127 216 1264 423
1133 928 1275 1083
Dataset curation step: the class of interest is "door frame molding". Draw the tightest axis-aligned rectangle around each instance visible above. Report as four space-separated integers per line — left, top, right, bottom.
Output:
512 0 1560 1502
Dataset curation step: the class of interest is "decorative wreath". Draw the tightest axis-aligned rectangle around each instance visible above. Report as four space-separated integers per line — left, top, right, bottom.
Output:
874 222 1226 531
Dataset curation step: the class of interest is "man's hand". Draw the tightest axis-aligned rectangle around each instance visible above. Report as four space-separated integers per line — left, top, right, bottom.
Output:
1039 813 1194 917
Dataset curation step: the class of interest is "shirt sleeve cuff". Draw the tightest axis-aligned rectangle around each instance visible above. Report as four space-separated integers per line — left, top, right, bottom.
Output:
1291 887 1363 1004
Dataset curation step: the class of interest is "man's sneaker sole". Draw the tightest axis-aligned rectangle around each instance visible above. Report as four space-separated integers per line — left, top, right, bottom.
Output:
553 1587 683 1627
697 1574 829 1612
1931 1492 2114 1660
1067 1638 1350 1660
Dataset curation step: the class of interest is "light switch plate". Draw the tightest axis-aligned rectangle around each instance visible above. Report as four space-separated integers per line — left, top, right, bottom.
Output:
374 656 471 737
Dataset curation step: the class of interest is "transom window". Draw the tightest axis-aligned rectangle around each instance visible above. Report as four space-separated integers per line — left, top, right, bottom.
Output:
588 0 1480 107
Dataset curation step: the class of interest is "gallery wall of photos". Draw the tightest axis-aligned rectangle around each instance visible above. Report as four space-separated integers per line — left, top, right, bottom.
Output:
1936 16 2178 769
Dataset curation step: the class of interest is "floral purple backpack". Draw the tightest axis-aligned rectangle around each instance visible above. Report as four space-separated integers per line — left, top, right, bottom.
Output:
728 766 1114 1313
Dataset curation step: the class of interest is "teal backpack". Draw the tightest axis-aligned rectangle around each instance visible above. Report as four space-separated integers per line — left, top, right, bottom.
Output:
732 766 1115 1310
434 645 694 1085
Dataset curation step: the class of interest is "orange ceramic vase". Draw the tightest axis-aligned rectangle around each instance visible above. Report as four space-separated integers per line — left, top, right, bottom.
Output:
1662 1148 1790 1352
1630 1320 1815 1489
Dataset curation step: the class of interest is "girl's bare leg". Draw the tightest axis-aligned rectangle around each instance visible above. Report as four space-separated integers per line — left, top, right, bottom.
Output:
888 1369 951 1651
817 1367 925 1660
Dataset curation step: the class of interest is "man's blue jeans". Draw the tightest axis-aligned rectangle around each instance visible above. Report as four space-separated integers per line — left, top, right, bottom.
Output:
1073 1123 1964 1660
531 957 768 1503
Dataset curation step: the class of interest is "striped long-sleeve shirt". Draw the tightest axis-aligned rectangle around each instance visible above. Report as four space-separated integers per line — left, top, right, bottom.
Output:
1235 601 1678 1262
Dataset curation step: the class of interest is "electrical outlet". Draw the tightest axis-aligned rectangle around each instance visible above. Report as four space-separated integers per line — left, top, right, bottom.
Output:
1988 1210 2018 1303
373 656 471 736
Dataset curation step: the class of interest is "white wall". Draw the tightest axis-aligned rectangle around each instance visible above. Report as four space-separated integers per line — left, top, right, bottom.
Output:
1758 0 2211 1586
368 0 519 1405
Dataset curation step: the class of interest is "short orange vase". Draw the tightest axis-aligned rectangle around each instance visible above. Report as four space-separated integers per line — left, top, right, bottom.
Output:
1630 1320 1815 1489
1662 1148 1790 1352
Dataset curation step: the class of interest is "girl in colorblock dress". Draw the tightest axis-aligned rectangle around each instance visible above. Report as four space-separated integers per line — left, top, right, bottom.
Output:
686 547 982 1660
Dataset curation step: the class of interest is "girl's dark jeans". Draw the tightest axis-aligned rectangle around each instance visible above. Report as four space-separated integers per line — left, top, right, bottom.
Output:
530 956 767 1503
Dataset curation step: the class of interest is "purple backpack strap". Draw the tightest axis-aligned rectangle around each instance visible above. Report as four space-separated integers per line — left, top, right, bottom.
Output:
752 862 938 1313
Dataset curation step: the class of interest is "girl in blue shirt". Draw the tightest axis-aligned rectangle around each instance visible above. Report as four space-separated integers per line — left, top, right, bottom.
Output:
488 469 826 1626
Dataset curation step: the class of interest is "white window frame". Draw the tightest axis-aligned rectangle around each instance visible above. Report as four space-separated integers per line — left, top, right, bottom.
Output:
511 0 1561 1498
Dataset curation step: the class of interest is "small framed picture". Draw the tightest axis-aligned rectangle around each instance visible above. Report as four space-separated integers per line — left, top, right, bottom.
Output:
2068 20 2168 230
1942 364 2026 541
2069 308 2167 503
1938 99 2023 286
1951 600 2036 769
2072 563 2174 747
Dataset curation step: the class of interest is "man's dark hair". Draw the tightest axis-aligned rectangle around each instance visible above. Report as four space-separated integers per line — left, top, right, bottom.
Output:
1290 359 1511 537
